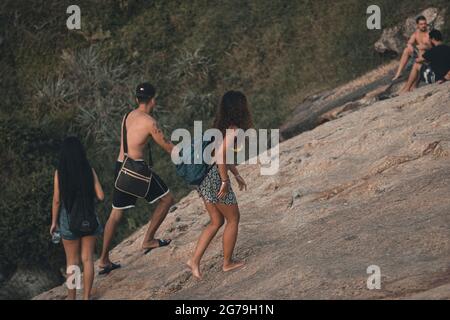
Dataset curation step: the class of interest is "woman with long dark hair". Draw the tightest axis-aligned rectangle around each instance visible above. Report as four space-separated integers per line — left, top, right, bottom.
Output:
50 137 104 300
187 90 253 279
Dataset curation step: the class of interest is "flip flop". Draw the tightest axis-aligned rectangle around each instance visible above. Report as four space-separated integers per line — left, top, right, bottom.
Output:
98 262 121 275
143 239 172 255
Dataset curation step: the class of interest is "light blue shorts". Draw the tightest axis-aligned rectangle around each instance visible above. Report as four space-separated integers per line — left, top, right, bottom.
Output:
58 207 103 240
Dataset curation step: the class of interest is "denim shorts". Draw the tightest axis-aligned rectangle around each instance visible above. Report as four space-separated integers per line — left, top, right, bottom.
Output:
58 206 103 240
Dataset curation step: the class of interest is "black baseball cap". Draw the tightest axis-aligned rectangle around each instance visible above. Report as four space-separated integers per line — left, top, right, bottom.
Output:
135 82 155 99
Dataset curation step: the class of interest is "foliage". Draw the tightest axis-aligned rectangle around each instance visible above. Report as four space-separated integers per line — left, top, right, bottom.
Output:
1 0 449 298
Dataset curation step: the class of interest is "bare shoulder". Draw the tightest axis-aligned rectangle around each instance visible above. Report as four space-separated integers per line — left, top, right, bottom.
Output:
223 126 238 143
143 112 156 124
145 114 162 134
227 125 239 136
132 111 156 129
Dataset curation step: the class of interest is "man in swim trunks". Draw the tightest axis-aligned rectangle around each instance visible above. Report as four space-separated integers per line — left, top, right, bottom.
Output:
393 15 432 81
98 82 175 274
400 29 450 93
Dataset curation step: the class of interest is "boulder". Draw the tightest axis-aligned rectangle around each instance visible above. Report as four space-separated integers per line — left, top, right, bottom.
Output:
280 61 398 141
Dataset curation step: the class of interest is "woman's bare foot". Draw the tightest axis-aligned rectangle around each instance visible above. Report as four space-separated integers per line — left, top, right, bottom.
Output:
223 260 245 272
187 259 202 279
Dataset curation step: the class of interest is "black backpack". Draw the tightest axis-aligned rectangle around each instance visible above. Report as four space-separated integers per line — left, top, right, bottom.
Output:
67 194 98 237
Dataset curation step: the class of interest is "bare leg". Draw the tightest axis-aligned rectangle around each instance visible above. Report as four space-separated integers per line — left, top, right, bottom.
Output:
81 235 96 300
216 203 244 272
187 201 224 279
62 239 81 300
393 45 413 80
412 68 421 89
142 192 175 249
400 63 421 93
99 208 123 267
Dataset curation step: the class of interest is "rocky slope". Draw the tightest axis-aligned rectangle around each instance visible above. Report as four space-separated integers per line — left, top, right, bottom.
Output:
280 7 447 141
279 61 400 140
35 80 450 300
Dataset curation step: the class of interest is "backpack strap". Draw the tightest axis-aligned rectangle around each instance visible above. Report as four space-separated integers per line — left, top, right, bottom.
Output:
122 112 131 156
148 141 153 167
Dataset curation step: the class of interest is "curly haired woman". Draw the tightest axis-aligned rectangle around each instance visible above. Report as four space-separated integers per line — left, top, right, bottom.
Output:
187 91 253 279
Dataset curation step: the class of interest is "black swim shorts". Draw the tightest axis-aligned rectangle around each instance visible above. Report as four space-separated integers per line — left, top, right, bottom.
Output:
112 161 170 210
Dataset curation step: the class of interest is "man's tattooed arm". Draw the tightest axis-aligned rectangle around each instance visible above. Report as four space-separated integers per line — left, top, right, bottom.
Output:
150 120 174 154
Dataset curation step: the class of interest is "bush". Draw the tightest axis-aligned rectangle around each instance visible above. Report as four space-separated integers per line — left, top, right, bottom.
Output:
1 0 450 298
0 116 64 272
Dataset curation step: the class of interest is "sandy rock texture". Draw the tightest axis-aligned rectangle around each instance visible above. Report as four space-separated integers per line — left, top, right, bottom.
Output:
280 61 399 140
35 81 450 300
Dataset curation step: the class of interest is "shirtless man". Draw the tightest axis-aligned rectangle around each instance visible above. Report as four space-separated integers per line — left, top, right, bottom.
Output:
393 16 431 81
400 29 450 93
98 82 175 274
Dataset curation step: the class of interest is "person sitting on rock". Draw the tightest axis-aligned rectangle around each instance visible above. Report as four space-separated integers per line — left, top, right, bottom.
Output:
400 29 450 93
392 15 431 81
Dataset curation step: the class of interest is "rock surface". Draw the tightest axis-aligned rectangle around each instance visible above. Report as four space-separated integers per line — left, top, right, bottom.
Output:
35 82 450 300
280 61 400 140
279 8 446 142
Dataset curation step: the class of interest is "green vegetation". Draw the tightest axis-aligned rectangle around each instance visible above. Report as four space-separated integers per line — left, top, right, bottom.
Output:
1 0 449 296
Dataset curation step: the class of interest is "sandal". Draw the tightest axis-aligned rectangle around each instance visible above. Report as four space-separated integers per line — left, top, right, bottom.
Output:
143 239 172 255
98 262 121 275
